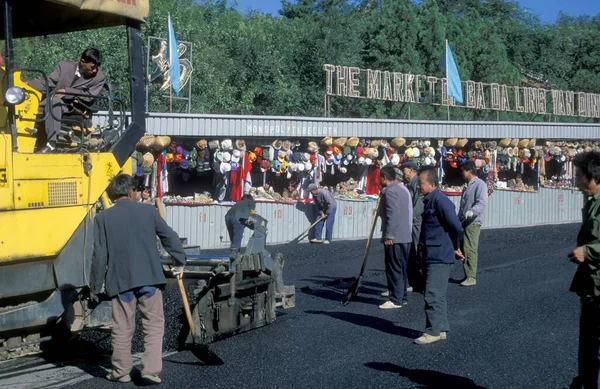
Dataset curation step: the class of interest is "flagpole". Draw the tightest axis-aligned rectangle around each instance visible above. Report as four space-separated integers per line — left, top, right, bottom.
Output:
446 39 450 121
169 14 173 113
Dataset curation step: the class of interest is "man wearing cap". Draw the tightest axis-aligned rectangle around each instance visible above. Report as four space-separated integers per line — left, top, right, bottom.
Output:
378 165 413 309
27 48 105 153
415 169 463 345
402 161 425 293
225 194 256 253
569 151 600 389
90 174 186 384
308 183 337 244
458 160 488 287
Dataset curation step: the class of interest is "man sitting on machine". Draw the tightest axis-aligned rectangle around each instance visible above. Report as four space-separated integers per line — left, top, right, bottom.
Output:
26 48 105 153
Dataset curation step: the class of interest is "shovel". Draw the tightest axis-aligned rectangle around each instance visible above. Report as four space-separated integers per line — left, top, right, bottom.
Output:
156 199 223 365
176 274 224 365
290 215 325 244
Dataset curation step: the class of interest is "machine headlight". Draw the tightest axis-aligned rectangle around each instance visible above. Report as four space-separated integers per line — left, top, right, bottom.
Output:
5 86 25 105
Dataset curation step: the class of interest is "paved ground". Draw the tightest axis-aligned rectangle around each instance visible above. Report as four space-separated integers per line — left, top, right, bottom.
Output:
0 223 582 388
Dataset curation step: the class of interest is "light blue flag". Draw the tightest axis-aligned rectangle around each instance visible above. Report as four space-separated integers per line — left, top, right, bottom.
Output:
441 40 463 105
167 14 180 96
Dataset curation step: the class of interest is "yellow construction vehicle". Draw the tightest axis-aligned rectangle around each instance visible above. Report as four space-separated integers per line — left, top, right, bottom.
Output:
0 0 149 359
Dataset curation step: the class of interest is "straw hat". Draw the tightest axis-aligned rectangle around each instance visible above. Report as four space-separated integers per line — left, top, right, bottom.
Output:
142 152 154 167
271 139 282 150
474 140 482 149
456 138 468 148
363 147 379 159
391 137 406 148
346 137 359 147
528 139 536 148
370 139 382 148
235 139 246 152
499 138 511 147
137 135 155 150
445 138 458 147
321 137 333 146
405 148 414 158
152 136 171 151
518 139 530 148
510 138 519 147
333 137 347 147
196 139 207 150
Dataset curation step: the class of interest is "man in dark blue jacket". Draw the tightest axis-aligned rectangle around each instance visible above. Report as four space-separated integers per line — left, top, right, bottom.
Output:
415 169 464 345
225 194 256 253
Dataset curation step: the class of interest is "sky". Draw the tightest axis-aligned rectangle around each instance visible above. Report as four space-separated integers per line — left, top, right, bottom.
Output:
233 0 600 23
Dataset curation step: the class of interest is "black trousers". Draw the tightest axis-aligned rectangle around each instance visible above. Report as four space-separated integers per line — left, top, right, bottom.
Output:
577 298 600 389
407 238 424 292
384 243 410 305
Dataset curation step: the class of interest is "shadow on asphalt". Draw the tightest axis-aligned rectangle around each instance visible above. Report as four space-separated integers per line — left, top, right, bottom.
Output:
305 310 420 338
301 286 383 306
364 362 488 389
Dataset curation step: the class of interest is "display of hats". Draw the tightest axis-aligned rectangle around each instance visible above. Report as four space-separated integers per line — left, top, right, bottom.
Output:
208 140 220 150
474 140 482 149
456 138 468 148
512 146 519 156
151 136 171 151
412 147 421 157
347 136 360 147
510 138 519 147
282 140 292 151
166 153 174 163
220 139 232 150
196 139 207 150
333 137 347 147
272 139 282 150
321 136 333 146
249 151 257 162
499 138 511 147
174 154 183 163
518 139 530 148
363 147 378 159
137 135 155 149
370 139 382 148
222 152 231 162
391 137 406 148
405 148 414 158
307 142 319 153
528 139 536 148
445 138 458 147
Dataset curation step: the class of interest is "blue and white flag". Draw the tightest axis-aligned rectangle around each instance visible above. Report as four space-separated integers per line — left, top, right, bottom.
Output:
441 40 463 104
167 14 180 96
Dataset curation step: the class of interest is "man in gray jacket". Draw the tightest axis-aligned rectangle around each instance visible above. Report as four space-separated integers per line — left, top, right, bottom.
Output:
458 161 488 287
308 183 337 244
90 174 186 384
378 165 413 309
27 48 105 153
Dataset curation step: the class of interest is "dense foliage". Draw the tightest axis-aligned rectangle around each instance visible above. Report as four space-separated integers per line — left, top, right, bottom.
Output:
11 0 600 122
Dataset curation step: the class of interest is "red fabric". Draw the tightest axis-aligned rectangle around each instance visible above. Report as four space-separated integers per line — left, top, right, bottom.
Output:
366 165 381 195
156 153 166 198
229 152 253 202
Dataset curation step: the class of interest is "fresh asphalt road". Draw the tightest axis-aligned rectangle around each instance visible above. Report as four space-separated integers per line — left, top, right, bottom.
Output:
1 223 582 388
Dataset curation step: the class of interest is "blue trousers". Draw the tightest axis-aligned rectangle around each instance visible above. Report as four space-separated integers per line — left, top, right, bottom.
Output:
424 262 453 336
225 213 245 250
578 298 600 389
384 243 411 305
314 208 336 242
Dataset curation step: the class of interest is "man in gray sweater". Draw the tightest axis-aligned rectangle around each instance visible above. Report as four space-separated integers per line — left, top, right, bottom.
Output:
458 161 488 287
378 165 413 309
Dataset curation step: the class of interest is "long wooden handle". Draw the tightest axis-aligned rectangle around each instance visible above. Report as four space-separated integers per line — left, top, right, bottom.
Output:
291 216 324 244
177 275 195 335
358 196 382 275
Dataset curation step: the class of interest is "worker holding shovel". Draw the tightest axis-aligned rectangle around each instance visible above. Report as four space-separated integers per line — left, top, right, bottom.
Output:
308 183 337 244
90 174 186 385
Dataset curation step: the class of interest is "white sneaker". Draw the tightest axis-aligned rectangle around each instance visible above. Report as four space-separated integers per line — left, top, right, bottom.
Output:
406 286 414 292
414 333 443 345
322 240 330 244
381 290 390 297
310 239 322 243
379 301 403 309
141 374 162 384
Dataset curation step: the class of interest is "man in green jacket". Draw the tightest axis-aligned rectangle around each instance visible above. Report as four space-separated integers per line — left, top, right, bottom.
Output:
569 151 600 389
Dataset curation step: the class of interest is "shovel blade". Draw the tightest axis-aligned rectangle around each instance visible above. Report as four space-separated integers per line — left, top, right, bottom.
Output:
187 342 225 366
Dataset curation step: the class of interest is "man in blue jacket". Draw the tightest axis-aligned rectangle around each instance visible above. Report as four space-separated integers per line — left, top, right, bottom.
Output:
415 169 464 345
225 194 256 253
378 165 413 309
90 174 187 384
308 183 337 244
